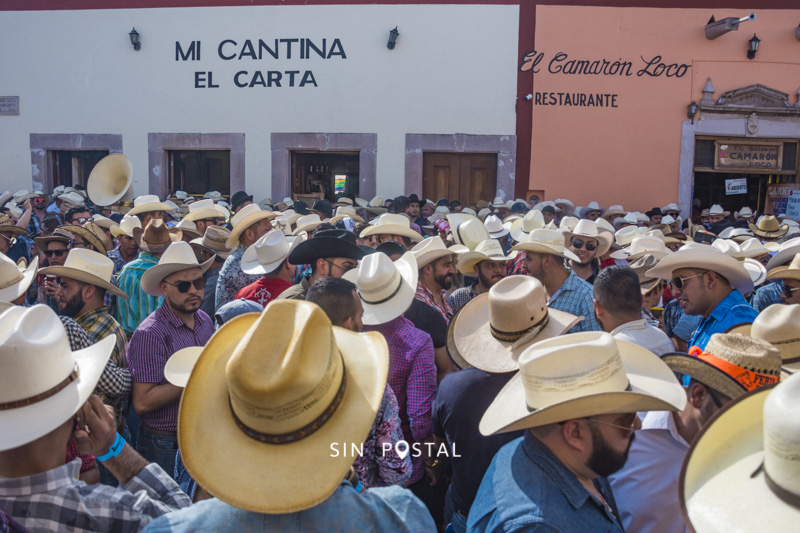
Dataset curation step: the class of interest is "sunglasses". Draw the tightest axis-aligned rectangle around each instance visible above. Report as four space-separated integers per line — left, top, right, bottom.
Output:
324 259 358 273
783 285 800 298
670 271 706 290
0 234 17 246
70 240 90 248
71 217 91 225
571 238 597 252
164 277 206 293
585 414 638 437
44 249 68 258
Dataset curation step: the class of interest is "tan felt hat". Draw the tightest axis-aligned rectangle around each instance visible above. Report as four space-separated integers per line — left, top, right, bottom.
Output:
164 346 204 388
749 215 788 238
765 252 800 282
140 241 213 297
225 204 279 249
133 219 182 254
360 214 423 243
646 247 753 294
510 228 579 262
750 303 800 372
39 249 127 299
190 225 235 260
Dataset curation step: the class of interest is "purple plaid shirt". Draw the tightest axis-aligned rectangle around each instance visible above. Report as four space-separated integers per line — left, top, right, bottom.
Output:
126 302 214 432
364 316 437 485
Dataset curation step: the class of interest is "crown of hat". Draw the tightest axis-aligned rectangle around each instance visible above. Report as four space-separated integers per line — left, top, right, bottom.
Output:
334 206 358 217
739 237 768 256
140 219 172 245
375 213 411 229
295 214 321 228
189 199 215 212
201 225 233 252
527 228 568 248
521 210 545 233
756 215 784 232
763 373 800 499
712 239 744 258
175 219 198 231
628 235 668 255
474 239 507 259
704 333 782 378
61 249 115 285
368 196 385 208
80 222 110 249
752 304 800 356
455 218 490 249
0 254 25 291
134 194 161 207
253 229 290 266
411 235 450 257
352 252 407 305
488 276 549 338
570 219 603 238
615 226 643 247
585 201 602 211
628 254 660 282
709 204 726 215
231 203 263 227
484 214 504 233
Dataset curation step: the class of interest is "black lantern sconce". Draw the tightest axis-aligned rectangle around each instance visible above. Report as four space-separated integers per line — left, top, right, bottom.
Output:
387 27 399 50
129 28 141 51
747 34 760 59
687 101 698 124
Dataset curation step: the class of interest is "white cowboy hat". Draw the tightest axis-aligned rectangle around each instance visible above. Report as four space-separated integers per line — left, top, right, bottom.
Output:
645 247 754 294
738 206 755 218
711 238 744 259
360 213 422 243
39 249 127 299
579 201 605 218
480 332 686 435
140 241 214 297
449 275 581 372
0 255 38 303
610 235 672 261
189 225 235 260
173 218 202 240
164 346 205 388
563 219 613 256
613 212 640 230
510 229 580 261
614 226 646 248
661 203 680 213
743 258 767 287
58 191 85 208
750 304 800 372
554 198 574 212
4 202 22 220
12 190 31 204
483 214 509 239
110 214 143 238
0 191 12 206
292 214 323 236
448 214 492 250
225 203 279 249
509 210 545 244
344 251 418 325
330 206 365 224
680 375 800 532
737 237 769 259
708 204 730 217
765 239 800 270
241 229 306 275
411 236 458 268
183 199 222 222
364 196 387 216
558 216 579 233
175 190 188 201
0 305 115 451
604 205 626 220
765 252 800 283
456 239 516 275
127 194 174 216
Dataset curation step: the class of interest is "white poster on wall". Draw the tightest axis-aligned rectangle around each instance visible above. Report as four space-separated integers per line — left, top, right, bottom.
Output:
786 190 800 219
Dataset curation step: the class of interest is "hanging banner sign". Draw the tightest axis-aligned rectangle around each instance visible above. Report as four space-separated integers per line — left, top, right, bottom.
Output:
725 178 748 195
765 184 800 216
786 190 800 219
716 142 782 170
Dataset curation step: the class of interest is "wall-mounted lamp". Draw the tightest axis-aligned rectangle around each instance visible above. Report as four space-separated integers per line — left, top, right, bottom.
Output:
688 101 698 124
387 27 399 50
129 27 141 51
704 13 756 40
747 34 760 59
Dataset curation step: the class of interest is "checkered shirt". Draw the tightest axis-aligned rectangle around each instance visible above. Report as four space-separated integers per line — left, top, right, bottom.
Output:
59 316 92 350
215 246 261 311
115 252 164 336
506 251 528 276
0 459 190 532
415 281 453 324
662 298 683 339
447 282 479 315
750 279 783 312
548 269 601 333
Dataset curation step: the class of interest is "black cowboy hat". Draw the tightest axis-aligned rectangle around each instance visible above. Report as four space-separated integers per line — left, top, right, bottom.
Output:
288 229 365 265
230 191 254 211
645 207 663 218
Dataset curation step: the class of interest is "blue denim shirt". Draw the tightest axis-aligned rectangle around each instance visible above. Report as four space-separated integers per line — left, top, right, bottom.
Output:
689 289 758 351
142 481 435 532
467 432 624 533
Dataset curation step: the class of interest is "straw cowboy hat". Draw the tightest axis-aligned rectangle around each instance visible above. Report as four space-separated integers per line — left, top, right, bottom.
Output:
173 218 202 240
292 214 323 236
360 214 422 243
411 236 459 269
449 276 581 373
0 214 28 237
749 215 788 239
330 206 365 224
0 255 38 303
241 229 307 275
190 225 235 261
750 304 800 373
680 375 800 532
343 251 418 325
662 333 781 400
510 228 580 261
0 191 12 206
628 255 663 294
483 214 509 239
183 199 222 222
33 227 73 251
646 247 754 294
333 196 352 207
225 203 279 249
456 239 516 275
448 214 492 250
509 210 546 244
178 300 388 513
89 214 118 233
288 229 365 265
579 201 605 218
610 235 672 261
110 215 142 239
164 346 205 388
61 222 112 254
140 241 214 297
563 219 613 256
58 191 85 208
479 331 686 436
0 305 116 451
133 219 182 254
127 194 174 216
39 249 127 299
661 203 681 214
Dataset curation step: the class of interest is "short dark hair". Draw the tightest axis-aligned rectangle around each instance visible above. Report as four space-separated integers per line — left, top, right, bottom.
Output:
393 196 410 213
306 277 358 328
593 266 642 315
65 207 89 223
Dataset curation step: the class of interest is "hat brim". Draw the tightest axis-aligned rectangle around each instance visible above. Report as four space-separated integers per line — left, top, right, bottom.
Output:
189 240 232 260
344 251 418 325
241 236 305 275
33 234 71 249
127 201 174 216
164 346 205 388
0 225 28 237
488 227 510 239
456 251 515 276
0 256 39 302
765 243 800 270
415 248 456 269
184 209 223 222
645 249 754 294
134 228 183 254
479 339 686 435
563 230 613 256
225 211 279 249
38 264 128 299
749 222 788 238
452 293 582 373
288 236 365 265
292 222 322 236
661 353 748 400
178 313 389 514
140 257 214 297
365 207 388 216
330 214 366 224
510 242 580 262
60 225 110 255
360 224 422 243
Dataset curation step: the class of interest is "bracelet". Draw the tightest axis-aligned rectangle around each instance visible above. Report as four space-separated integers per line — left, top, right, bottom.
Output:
96 433 125 462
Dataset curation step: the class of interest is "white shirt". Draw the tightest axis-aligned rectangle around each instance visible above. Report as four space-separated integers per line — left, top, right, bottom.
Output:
611 318 674 356
608 410 689 533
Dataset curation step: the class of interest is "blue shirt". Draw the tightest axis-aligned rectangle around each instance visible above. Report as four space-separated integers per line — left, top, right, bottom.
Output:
142 481 435 532
750 280 783 312
468 432 624 533
549 269 601 333
689 289 758 351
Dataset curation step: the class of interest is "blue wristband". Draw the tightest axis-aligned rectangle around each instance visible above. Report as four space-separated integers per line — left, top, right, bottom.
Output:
96 433 125 462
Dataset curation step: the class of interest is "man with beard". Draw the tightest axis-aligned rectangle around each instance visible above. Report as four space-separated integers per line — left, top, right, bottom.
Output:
34 227 73 311
468 332 686 533
411 236 457 324
126 242 215 475
448 239 513 314
407 194 426 229
609 333 781 532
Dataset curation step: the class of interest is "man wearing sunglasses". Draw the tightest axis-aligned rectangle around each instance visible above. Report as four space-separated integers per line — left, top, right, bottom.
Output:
565 220 613 285
126 242 215 475
34 227 74 312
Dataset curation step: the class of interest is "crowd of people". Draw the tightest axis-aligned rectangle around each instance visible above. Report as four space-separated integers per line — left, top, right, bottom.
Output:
0 182 798 532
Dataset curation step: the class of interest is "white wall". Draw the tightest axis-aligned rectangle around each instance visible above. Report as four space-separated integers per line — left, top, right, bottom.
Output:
0 4 519 200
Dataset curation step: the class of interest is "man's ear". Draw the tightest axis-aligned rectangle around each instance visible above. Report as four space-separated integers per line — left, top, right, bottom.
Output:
316 257 328 276
560 419 591 453
82 283 96 301
593 298 604 319
688 382 707 409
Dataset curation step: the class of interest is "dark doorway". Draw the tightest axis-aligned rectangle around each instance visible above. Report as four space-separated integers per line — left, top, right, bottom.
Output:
291 151 360 202
49 150 109 189
169 150 231 197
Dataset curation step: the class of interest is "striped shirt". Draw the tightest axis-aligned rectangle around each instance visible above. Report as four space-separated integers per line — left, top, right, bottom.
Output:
447 282 479 314
115 252 163 336
126 303 214 432
415 281 453 325
548 269 601 333
214 246 260 311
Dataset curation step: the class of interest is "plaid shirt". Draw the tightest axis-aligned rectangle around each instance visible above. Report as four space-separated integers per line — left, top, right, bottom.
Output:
750 279 783 312
115 252 164 336
58 316 92 350
447 282 479 314
662 298 683 339
0 458 190 532
364 316 437 485
415 281 453 325
215 246 261 311
506 251 528 276
126 303 214 432
75 306 130 414
548 269 601 333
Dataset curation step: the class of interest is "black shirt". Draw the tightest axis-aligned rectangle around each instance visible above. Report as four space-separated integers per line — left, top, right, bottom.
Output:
404 298 447 349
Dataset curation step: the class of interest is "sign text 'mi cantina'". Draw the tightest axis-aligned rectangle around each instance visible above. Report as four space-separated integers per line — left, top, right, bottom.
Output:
175 38 347 88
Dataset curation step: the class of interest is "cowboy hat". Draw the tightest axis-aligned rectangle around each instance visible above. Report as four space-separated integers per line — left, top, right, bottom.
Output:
60 222 112 254
133 219 182 254
614 226 645 248
332 196 352 207
364 196 387 216
173 218 202 240
765 252 800 282
360 214 422 243
765 239 800 270
344 251 418 325
0 191 12 206
662 333 781 400
288 229 365 265
448 214 492 250
579 201 605 219
291 214 323 236
449 276 581 373
126 194 174 216
627 255 663 294
611 235 672 261
750 304 800 372
509 210 546 244
456 239 516 275
0 305 115 451
241 230 307 275
554 198 574 212
225 204 279 249
57 191 85 208
708 204 730 217
140 241 213 297
661 203 681 214
411 236 458 269
738 206 755 219
563 220 613 256
230 191 254 211
510 229 579 261
0 213 28 237
680 376 800 532
604 205 627 220
89 214 118 232
479 332 686 435
204 191 223 202
0 255 38 303
483 214 509 239
646 247 754 294
12 190 31 204
109 214 141 239
330 206 365 224
749 215 788 239
743 258 767 287
164 346 206 388
178 300 388 513
558 216 579 234
183 199 222 222
190 225 235 260
711 238 744 259
39 249 127 299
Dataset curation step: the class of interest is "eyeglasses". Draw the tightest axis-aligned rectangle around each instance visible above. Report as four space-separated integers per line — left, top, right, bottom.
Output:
325 259 358 273
70 240 90 248
44 249 68 258
70 217 91 225
666 212 680 218
198 218 220 225
585 414 638 437
571 238 597 252
0 234 17 246
164 277 206 293
670 271 706 290
783 285 800 298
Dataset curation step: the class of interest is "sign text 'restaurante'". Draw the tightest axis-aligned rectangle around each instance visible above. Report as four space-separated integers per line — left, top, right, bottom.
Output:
175 38 347 88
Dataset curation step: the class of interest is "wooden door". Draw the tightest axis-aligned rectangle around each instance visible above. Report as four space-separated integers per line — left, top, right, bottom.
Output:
423 152 497 205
